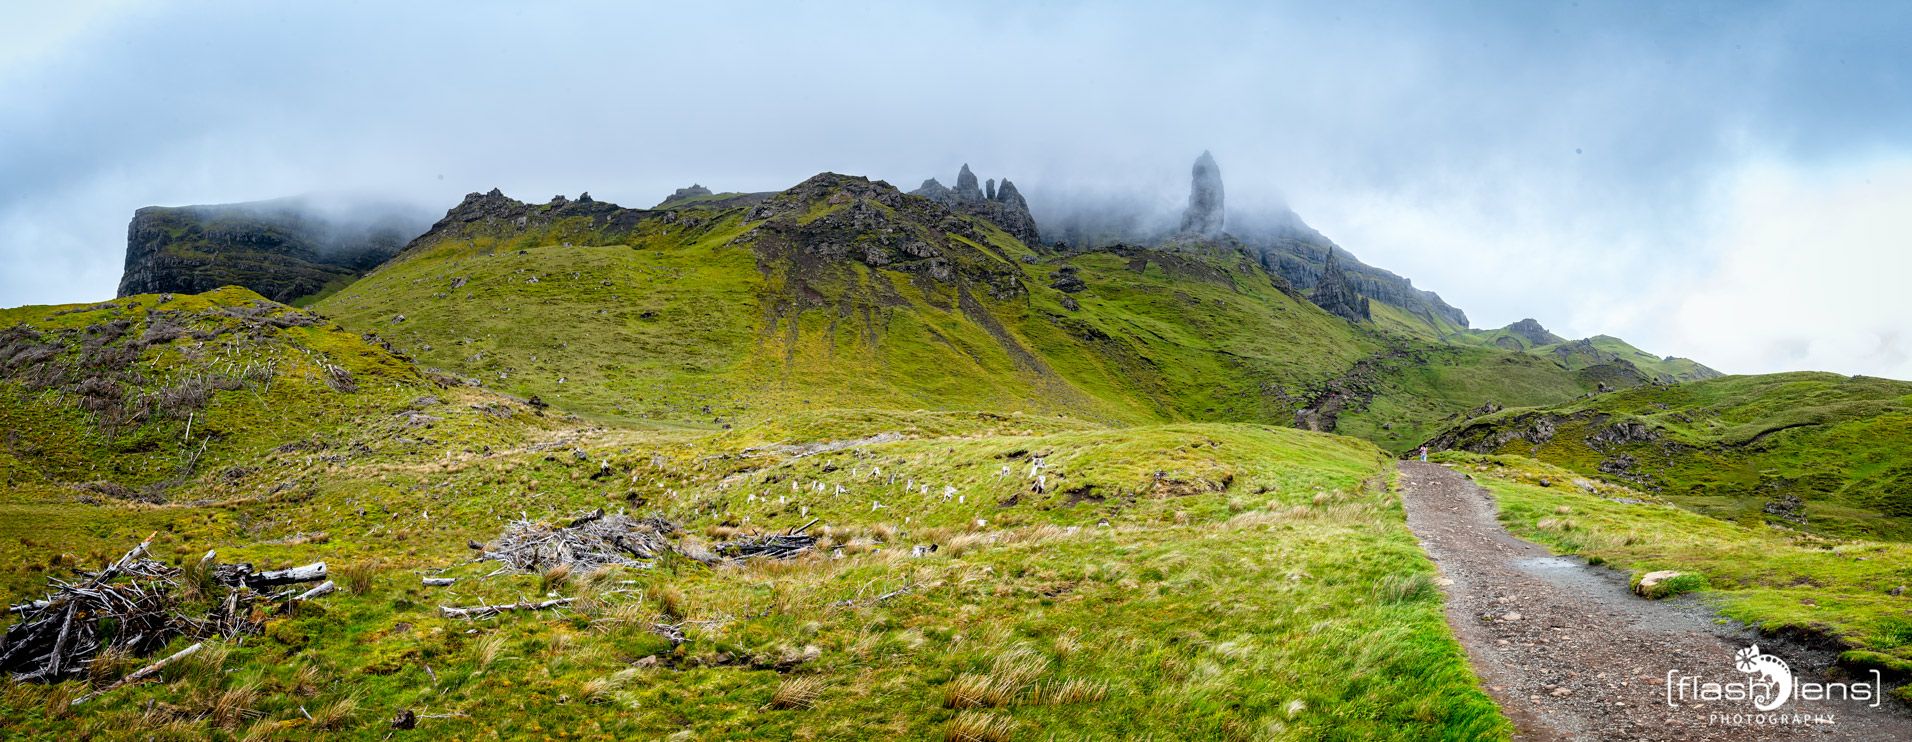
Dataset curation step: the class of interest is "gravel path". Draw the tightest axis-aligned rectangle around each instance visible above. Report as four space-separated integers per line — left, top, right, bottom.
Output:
1398 462 1912 741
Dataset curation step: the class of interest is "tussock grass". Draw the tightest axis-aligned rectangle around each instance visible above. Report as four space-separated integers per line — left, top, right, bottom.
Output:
944 711 1016 742
308 696 356 730
767 676 824 710
0 417 1511 738
337 560 378 595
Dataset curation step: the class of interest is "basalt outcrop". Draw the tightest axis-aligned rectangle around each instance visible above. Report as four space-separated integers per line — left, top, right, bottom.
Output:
117 197 428 304
910 164 1042 247
1309 249 1370 322
1178 150 1225 236
1504 318 1566 347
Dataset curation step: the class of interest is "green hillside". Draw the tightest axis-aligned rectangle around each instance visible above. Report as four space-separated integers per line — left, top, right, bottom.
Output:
1426 372 1912 540
1447 321 1720 384
0 287 557 501
314 175 1604 449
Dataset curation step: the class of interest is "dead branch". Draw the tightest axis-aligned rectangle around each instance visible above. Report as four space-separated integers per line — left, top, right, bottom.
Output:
71 642 202 707
439 598 575 620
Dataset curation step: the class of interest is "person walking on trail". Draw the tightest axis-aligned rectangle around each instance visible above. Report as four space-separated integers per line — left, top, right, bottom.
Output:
1419 446 1428 462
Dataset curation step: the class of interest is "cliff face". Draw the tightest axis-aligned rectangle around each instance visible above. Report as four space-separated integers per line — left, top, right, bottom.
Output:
117 197 428 303
1309 249 1371 322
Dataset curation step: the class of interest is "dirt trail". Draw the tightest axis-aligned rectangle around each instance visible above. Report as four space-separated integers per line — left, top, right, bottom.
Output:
1398 462 1912 741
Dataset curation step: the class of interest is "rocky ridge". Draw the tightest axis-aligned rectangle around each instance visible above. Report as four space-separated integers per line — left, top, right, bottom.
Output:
910 164 1042 247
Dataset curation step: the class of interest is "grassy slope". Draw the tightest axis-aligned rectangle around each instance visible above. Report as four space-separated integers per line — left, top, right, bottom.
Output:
1445 327 1716 383
0 287 555 495
1430 372 1912 541
315 186 1607 456
314 192 1383 431
0 416 1510 740
1339 345 1594 454
1445 453 1912 699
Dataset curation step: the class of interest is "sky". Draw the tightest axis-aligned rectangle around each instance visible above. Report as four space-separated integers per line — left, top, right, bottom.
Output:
3 1 1910 379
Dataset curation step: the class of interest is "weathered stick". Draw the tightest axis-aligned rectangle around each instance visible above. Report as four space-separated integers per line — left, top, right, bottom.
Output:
71 642 202 706
438 598 574 620
789 518 820 535
421 577 456 587
293 581 336 601
88 533 157 589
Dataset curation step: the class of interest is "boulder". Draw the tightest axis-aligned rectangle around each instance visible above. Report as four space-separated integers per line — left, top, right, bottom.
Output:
1633 570 1690 598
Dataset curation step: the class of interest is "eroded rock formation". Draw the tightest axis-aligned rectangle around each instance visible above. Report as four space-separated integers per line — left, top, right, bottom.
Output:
910 164 1042 247
1178 150 1225 236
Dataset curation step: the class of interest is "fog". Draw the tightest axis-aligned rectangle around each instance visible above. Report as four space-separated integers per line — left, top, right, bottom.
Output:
3 1 1910 378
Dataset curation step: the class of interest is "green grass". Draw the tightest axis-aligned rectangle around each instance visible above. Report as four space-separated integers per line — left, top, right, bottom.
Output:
0 417 1510 739
1444 453 1912 690
1432 372 1912 540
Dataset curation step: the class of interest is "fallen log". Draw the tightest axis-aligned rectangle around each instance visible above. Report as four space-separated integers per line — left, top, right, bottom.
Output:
248 561 328 587
422 577 456 587
71 642 202 707
438 598 575 620
213 561 328 589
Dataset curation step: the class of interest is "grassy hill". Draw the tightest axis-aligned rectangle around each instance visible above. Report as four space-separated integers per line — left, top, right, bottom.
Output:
1446 322 1719 384
0 287 559 499
314 175 1607 451
1426 372 1912 540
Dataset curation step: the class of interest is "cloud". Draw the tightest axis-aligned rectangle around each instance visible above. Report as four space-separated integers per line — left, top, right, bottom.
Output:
1641 156 1912 378
0 1 1908 379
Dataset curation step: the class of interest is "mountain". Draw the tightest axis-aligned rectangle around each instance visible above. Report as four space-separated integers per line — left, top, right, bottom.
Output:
1425 372 1912 540
1447 319 1721 384
316 174 1370 427
1041 153 1471 334
116 196 432 305
13 162 1912 737
306 171 1630 459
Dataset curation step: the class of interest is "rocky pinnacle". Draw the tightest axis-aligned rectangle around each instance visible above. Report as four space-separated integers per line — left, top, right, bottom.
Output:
955 164 985 202
1179 150 1225 235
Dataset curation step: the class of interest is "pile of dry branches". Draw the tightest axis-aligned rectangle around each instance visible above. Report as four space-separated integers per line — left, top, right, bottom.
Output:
1 536 330 685
472 511 823 575
475 509 679 572
715 518 819 561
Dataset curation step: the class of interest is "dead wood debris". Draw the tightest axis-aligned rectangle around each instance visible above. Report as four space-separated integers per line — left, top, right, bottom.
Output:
713 518 820 561
471 511 822 574
1 535 330 686
475 511 679 573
